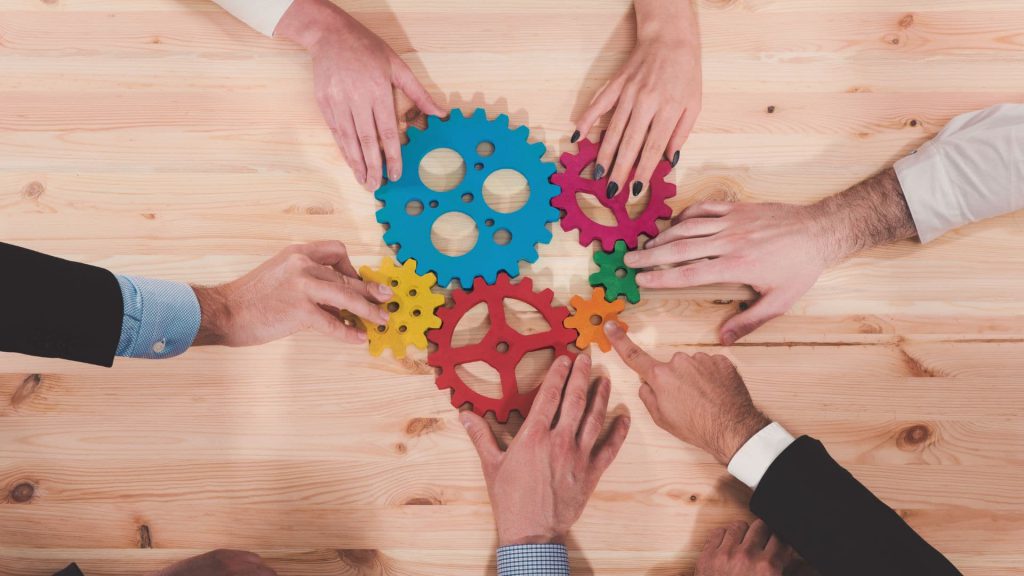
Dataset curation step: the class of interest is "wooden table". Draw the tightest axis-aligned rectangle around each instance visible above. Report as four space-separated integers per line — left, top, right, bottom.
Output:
2 1 1023 574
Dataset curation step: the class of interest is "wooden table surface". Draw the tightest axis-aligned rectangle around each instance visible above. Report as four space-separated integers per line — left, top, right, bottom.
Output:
2 1 1024 574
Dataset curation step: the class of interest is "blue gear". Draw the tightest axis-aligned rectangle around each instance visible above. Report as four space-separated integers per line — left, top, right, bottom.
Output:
375 108 559 287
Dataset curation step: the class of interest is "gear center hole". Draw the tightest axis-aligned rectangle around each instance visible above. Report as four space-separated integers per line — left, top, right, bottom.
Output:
615 268 627 279
483 169 530 214
589 314 603 326
496 341 510 354
431 211 479 257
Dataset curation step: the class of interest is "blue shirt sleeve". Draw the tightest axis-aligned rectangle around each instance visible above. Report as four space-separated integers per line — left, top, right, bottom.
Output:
115 275 201 359
497 544 570 576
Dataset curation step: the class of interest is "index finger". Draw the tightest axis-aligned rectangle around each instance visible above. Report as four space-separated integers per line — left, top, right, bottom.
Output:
524 355 573 432
295 240 359 278
603 322 657 378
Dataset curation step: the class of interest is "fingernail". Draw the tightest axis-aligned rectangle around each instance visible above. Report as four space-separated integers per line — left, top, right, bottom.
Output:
623 253 637 267
571 129 580 144
377 283 393 297
671 150 680 167
559 355 572 367
723 331 737 346
594 164 606 181
459 412 472 428
623 417 631 428
389 168 401 182
578 354 591 366
357 331 368 343
631 181 643 196
603 321 621 336
606 181 619 199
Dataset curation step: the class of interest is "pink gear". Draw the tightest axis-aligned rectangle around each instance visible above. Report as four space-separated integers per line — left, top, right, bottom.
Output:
551 138 677 251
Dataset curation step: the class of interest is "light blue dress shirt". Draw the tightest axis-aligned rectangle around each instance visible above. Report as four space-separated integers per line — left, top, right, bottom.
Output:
498 544 570 576
115 275 201 358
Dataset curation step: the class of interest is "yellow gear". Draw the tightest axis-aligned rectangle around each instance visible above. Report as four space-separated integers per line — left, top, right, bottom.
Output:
358 258 445 358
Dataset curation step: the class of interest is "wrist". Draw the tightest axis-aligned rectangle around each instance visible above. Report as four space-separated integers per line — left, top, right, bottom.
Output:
800 202 856 268
635 0 698 45
192 285 232 346
497 527 565 548
275 0 346 49
716 411 772 466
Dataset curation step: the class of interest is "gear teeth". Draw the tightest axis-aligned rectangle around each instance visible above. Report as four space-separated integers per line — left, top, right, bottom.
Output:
530 142 546 158
472 108 487 120
407 126 423 140
450 109 465 120
495 114 510 129
513 125 529 139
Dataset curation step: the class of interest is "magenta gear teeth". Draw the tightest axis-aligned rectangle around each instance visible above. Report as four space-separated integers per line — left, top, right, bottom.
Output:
551 138 677 251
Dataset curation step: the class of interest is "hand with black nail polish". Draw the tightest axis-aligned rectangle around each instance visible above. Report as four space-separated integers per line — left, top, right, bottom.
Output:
275 0 446 193
573 0 701 198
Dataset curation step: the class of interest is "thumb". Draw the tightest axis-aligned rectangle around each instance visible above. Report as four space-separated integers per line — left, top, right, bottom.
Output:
459 411 500 466
392 59 445 117
720 291 791 345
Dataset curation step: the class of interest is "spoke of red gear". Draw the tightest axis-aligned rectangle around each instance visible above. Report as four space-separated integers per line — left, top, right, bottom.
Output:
427 273 577 423
551 138 677 251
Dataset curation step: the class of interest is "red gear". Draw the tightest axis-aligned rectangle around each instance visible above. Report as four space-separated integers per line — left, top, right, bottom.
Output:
551 138 677 251
427 273 577 423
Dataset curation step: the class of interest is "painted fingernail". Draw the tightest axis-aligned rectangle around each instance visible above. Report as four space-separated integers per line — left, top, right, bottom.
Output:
603 321 621 336
723 331 738 346
606 181 619 199
632 181 643 196
571 129 581 144
671 150 680 167
594 164 606 181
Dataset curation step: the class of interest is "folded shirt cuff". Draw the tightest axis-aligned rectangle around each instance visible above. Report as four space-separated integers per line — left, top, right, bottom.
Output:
212 0 296 37
727 422 796 490
115 275 201 359
894 145 960 244
497 543 570 576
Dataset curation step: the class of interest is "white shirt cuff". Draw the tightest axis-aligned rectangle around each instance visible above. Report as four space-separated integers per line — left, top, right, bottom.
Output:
211 0 296 37
727 422 795 490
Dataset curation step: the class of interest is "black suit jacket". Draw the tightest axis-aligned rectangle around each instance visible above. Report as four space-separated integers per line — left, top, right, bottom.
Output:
751 435 961 576
1 242 123 366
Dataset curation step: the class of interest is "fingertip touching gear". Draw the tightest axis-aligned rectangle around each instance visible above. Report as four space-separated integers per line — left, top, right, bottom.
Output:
375 108 560 288
551 138 677 251
564 287 628 353
427 273 577 423
358 258 445 358
589 240 641 304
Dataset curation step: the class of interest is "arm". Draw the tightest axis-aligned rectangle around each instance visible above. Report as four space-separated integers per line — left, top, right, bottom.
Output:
1 241 390 366
574 0 701 198
604 323 962 576
210 0 444 192
627 103 1024 344
460 355 631 576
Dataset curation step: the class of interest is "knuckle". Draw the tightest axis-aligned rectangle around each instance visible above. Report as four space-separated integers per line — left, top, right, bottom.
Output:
379 128 399 144
541 385 563 407
358 133 378 147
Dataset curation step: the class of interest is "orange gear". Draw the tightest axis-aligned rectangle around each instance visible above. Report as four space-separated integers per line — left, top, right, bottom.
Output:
564 287 627 352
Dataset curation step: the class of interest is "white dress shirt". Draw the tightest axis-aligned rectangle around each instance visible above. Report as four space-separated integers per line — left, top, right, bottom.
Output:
211 0 295 37
894 103 1024 243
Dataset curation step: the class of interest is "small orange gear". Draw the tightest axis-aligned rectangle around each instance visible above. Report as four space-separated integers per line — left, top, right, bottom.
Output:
564 287 627 352
358 257 445 358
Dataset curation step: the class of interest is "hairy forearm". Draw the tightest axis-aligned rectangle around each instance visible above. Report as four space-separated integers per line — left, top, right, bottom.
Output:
191 285 231 346
635 0 699 43
808 168 918 265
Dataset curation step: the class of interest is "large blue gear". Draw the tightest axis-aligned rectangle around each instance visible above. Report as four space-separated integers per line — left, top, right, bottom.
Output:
375 108 560 287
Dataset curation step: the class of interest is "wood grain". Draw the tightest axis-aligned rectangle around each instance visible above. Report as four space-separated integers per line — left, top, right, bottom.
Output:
2 1 1023 574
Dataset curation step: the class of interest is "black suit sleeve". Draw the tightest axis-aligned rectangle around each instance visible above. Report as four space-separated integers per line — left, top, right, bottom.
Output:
0 242 123 367
750 435 961 576
53 564 85 576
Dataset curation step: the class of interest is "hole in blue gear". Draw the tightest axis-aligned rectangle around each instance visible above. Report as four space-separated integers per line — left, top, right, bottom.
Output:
375 108 560 287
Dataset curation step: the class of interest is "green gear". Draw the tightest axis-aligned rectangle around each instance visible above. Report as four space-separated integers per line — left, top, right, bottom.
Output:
589 240 640 304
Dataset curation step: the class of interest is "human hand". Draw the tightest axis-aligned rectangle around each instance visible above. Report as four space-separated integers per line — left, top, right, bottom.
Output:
574 0 701 198
624 201 834 345
696 520 794 576
275 0 445 192
460 355 631 546
192 241 391 347
604 322 769 465
147 550 276 576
